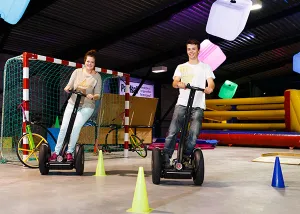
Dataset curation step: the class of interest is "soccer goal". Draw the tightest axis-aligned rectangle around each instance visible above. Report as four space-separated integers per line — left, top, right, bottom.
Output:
0 52 130 162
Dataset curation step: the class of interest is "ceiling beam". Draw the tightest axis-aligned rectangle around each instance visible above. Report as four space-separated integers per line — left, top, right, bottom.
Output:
120 4 300 72
0 49 20 56
55 0 204 60
217 59 292 83
246 4 300 29
209 4 300 44
0 20 11 50
223 34 300 65
120 46 187 72
0 0 60 52
120 31 300 73
253 73 300 86
18 0 60 24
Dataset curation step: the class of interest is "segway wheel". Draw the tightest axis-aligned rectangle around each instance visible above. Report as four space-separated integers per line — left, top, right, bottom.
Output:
39 143 50 175
75 144 84 175
192 149 205 186
151 148 162 185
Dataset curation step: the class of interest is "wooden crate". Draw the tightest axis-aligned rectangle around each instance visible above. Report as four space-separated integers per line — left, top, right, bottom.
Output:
78 93 157 145
78 126 97 144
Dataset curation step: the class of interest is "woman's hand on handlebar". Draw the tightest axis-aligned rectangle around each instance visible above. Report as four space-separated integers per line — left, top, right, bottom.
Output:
64 86 72 93
86 94 94 100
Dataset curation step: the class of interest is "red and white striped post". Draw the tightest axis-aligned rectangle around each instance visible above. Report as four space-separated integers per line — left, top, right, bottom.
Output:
22 52 30 159
22 52 130 158
124 75 130 158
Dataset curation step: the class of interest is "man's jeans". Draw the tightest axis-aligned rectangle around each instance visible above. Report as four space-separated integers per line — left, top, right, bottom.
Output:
163 105 204 157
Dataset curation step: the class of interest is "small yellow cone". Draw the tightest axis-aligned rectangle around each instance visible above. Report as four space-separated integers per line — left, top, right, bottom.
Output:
94 150 106 176
127 167 153 214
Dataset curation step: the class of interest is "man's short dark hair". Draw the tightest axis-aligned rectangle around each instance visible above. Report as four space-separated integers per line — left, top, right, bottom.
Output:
186 39 200 50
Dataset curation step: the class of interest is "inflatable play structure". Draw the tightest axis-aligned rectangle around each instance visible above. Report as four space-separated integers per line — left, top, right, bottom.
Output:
206 0 252 41
199 89 300 148
0 0 30 24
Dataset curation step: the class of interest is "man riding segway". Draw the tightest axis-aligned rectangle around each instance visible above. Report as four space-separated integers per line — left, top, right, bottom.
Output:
152 39 215 185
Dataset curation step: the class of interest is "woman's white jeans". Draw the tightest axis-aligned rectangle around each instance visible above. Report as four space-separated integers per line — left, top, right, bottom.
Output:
54 103 94 154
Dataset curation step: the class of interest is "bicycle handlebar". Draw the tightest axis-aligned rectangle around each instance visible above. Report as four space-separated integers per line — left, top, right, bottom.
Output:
185 83 205 92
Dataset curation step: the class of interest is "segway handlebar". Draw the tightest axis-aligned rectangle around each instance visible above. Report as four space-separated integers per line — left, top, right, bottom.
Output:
185 83 204 92
68 90 87 97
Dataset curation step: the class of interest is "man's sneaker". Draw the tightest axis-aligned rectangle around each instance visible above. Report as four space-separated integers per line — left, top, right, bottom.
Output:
66 153 73 161
49 153 58 162
182 155 192 169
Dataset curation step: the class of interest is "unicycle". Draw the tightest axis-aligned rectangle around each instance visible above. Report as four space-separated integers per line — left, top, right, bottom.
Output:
152 83 205 185
39 90 86 175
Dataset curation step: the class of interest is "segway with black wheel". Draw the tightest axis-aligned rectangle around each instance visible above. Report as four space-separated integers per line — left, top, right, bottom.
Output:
151 83 205 185
38 90 86 175
39 143 51 175
192 148 204 185
74 143 84 175
152 147 162 184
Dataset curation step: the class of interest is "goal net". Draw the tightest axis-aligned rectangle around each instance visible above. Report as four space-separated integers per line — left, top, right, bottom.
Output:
0 52 130 162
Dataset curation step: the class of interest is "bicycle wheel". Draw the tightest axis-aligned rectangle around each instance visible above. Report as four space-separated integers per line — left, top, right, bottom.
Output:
130 135 147 158
103 127 117 153
32 122 57 146
16 133 48 168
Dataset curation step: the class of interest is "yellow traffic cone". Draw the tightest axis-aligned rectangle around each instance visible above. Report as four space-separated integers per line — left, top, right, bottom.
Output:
94 150 106 176
127 167 153 214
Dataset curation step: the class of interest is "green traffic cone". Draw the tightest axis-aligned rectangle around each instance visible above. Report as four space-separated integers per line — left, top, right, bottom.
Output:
54 116 60 128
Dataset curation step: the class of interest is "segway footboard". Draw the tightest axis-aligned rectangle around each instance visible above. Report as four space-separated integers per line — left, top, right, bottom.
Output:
163 168 193 179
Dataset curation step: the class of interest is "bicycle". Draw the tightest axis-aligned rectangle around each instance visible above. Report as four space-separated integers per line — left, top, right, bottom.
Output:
102 111 147 158
16 101 57 168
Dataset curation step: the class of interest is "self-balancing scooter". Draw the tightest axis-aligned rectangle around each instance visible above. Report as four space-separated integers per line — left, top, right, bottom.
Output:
152 83 205 185
39 90 86 175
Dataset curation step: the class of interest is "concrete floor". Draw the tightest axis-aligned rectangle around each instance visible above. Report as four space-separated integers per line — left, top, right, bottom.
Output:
0 146 300 214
